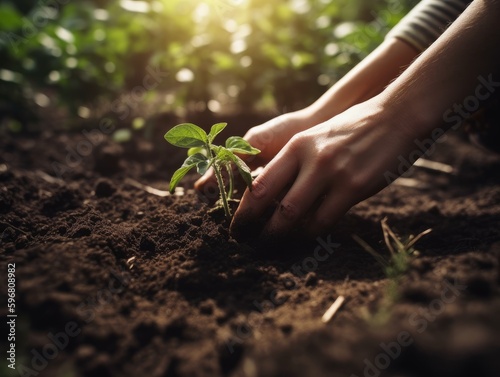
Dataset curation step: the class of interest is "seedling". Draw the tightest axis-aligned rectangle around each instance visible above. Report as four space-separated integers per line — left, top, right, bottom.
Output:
354 219 432 325
353 218 432 279
164 122 260 221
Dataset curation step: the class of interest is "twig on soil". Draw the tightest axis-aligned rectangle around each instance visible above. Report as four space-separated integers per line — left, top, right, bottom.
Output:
414 158 455 174
0 221 30 237
353 218 432 278
392 177 430 189
35 170 64 184
125 178 184 197
321 295 346 324
126 256 136 270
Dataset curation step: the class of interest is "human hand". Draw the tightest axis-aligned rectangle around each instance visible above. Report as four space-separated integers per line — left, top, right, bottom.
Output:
194 110 317 191
230 98 419 239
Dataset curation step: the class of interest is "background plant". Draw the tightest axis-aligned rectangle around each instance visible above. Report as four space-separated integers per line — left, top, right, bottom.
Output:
0 0 418 129
354 218 432 324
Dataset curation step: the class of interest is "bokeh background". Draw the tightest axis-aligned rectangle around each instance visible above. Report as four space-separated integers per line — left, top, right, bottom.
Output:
0 0 418 132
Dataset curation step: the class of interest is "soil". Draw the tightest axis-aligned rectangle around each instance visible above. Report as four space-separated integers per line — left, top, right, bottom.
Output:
1 112 500 377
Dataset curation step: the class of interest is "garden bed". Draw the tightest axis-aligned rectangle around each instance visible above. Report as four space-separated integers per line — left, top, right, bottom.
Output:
1 114 500 377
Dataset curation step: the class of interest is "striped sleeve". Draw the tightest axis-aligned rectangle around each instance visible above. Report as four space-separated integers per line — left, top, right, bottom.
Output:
385 0 472 52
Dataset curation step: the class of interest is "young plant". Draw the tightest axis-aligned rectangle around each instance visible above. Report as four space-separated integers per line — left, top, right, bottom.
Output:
164 122 260 221
353 218 432 279
354 218 432 324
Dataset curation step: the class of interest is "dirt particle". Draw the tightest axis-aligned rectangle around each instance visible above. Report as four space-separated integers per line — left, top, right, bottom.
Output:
15 235 29 249
95 178 116 198
94 143 123 175
140 236 156 252
0 192 13 213
190 216 203 227
411 258 433 273
280 324 293 335
41 187 82 216
71 226 92 238
0 164 13 181
199 299 215 315
1 226 17 242
466 276 493 298
305 272 318 287
133 319 159 344
76 345 96 361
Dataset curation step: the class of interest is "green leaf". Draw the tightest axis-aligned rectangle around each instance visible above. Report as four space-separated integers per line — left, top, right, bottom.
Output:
187 146 207 157
169 165 195 193
197 160 210 175
0 4 23 31
185 153 210 175
215 146 234 162
225 136 261 155
231 154 253 190
208 122 227 142
169 153 208 193
164 123 208 148
184 153 207 165
221 149 254 190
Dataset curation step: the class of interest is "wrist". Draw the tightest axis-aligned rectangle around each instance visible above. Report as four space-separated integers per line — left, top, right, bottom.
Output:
373 89 440 142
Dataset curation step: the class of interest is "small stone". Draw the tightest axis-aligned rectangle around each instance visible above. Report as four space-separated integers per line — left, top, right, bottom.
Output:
95 178 116 198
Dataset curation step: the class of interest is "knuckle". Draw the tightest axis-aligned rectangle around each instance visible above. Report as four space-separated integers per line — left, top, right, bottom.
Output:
287 134 305 152
278 200 300 221
313 151 332 170
244 128 258 142
250 174 268 199
347 174 365 191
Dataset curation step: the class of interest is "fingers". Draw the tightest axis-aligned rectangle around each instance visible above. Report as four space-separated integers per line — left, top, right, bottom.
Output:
305 189 353 236
261 168 327 236
230 151 299 237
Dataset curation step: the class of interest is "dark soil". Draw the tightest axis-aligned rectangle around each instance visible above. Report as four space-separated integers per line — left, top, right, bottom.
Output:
1 113 500 377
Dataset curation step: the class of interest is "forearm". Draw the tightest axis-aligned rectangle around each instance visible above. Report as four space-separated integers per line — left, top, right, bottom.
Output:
379 0 500 139
303 38 419 124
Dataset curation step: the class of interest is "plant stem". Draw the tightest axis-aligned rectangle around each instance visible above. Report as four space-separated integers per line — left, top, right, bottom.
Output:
226 164 234 200
214 162 231 221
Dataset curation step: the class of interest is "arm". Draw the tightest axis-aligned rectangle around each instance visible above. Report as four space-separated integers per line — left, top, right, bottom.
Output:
231 0 500 238
303 38 419 125
195 38 419 191
304 0 473 124
196 0 468 192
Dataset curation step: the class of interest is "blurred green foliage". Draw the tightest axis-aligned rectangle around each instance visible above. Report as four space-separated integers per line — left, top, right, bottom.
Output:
0 0 418 123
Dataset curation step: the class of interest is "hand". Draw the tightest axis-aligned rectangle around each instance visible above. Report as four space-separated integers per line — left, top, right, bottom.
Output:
194 109 318 191
230 98 419 239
